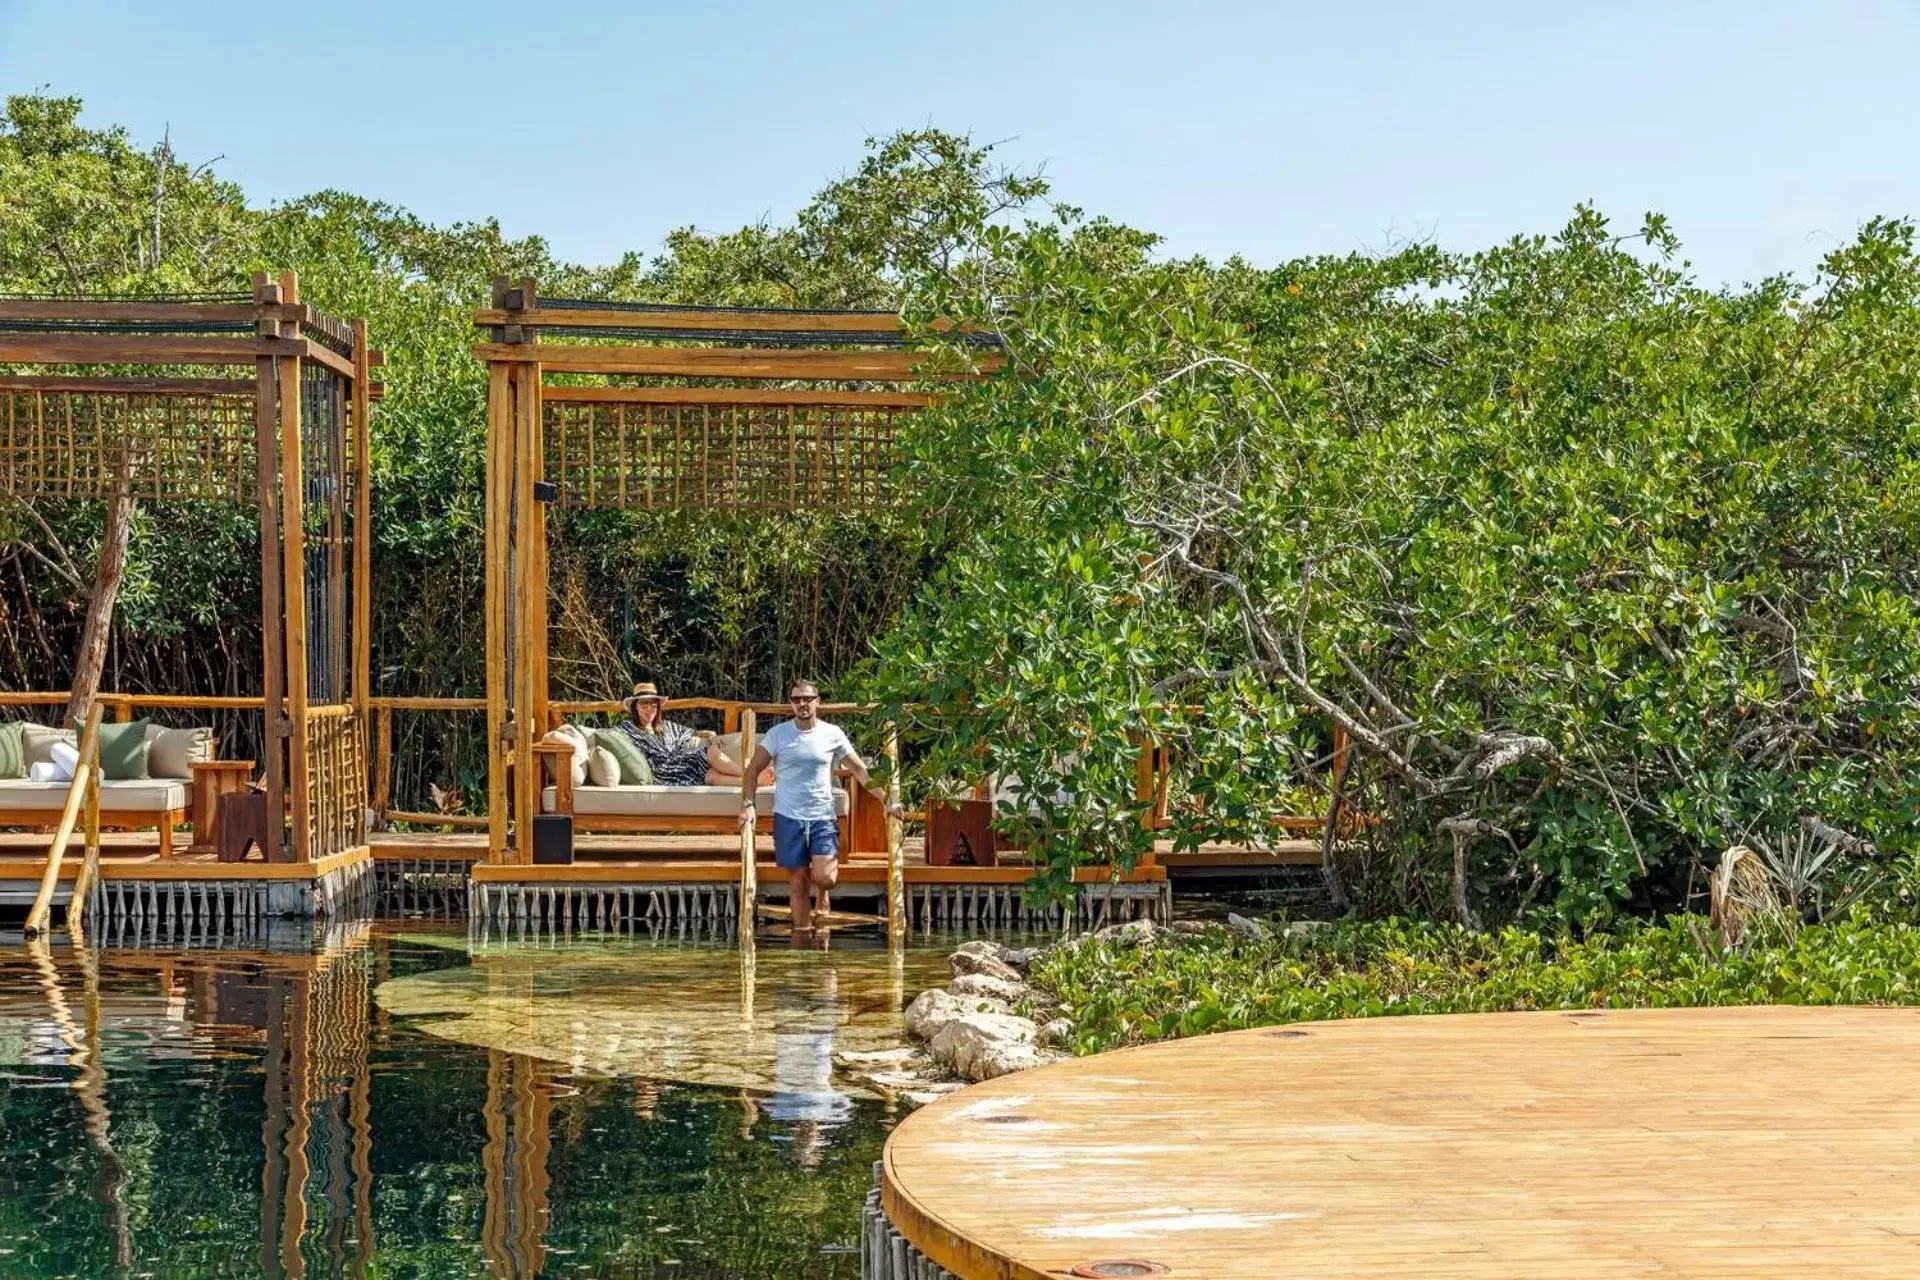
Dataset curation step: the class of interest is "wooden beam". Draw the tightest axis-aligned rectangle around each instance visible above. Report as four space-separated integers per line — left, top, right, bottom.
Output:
483 361 510 865
0 375 255 397
296 338 356 381
0 299 303 324
278 272 312 865
510 361 542 863
474 306 927 334
738 706 757 942
540 385 934 407
253 303 288 861
351 320 372 724
0 335 305 367
472 343 1000 381
886 722 905 948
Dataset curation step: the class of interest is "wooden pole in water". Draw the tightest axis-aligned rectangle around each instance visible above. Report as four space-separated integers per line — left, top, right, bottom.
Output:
24 703 104 937
886 722 906 948
66 724 103 932
738 706 758 942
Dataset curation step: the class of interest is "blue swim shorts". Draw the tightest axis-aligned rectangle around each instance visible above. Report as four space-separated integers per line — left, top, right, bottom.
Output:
772 813 839 870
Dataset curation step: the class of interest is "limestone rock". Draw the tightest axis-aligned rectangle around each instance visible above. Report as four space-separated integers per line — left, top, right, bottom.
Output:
948 972 1029 1004
1039 1018 1073 1049
928 1011 1055 1081
834 1046 921 1069
1226 912 1274 942
1171 919 1215 936
904 988 964 1040
1092 917 1160 946
949 949 1025 984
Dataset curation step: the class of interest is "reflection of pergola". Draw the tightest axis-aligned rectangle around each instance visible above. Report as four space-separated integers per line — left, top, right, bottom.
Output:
472 280 995 866
0 276 378 876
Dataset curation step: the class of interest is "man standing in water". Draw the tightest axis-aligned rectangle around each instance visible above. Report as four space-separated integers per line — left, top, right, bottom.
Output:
740 680 900 934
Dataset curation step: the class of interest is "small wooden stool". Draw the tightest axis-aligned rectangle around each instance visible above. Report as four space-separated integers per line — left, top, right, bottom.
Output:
927 799 997 867
216 788 271 864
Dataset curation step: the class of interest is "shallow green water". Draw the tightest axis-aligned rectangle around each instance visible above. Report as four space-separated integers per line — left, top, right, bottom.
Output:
0 925 958 1279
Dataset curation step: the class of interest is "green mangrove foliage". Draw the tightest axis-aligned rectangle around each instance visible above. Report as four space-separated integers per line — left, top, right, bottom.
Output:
865 202 1920 925
1032 915 1920 1054
6 91 1917 925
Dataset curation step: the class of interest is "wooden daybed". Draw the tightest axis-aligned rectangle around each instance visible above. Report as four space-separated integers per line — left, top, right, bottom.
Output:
0 759 246 859
533 729 888 855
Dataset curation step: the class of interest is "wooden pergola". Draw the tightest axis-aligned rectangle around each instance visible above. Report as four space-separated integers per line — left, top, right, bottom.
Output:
0 275 381 902
471 280 998 933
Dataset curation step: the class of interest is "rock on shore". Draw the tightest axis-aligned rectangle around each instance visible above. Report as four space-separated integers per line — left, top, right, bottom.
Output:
870 939 1069 1089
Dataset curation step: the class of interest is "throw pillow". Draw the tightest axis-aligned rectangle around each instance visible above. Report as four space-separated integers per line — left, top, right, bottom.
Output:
0 721 21 779
593 729 653 785
547 723 591 787
145 724 215 779
99 718 151 781
21 723 75 769
586 744 621 787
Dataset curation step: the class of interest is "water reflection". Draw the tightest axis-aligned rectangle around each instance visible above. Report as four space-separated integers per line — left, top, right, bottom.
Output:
0 924 954 1279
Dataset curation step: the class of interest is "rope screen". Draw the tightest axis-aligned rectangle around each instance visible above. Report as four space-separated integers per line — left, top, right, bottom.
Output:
543 400 904 513
300 363 351 704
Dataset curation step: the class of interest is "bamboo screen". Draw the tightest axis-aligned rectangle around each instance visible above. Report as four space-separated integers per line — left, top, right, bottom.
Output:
304 711 368 859
0 388 255 503
542 400 906 513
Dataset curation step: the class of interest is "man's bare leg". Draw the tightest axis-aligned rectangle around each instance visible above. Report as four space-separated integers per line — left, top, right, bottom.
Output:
789 866 813 935
810 855 838 920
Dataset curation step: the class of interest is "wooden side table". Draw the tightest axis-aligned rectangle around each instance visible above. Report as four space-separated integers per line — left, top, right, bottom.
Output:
188 760 258 855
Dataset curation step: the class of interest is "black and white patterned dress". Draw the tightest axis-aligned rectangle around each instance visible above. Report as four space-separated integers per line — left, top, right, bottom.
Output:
617 719 709 787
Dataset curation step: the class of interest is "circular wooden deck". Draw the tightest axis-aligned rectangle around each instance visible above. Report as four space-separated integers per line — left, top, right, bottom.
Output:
881 1005 1920 1279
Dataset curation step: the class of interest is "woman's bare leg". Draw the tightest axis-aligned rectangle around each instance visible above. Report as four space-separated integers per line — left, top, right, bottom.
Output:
706 742 743 779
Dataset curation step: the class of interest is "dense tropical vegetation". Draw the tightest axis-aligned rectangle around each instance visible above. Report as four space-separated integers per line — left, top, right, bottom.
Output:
4 92 1916 929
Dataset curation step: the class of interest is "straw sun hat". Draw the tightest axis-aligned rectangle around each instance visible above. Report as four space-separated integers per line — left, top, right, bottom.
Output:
622 681 667 713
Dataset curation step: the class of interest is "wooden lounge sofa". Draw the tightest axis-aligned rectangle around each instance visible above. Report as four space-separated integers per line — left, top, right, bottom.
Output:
534 729 886 854
0 728 252 859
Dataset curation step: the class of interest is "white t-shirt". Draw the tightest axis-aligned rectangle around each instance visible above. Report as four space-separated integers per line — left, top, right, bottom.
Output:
759 719 854 822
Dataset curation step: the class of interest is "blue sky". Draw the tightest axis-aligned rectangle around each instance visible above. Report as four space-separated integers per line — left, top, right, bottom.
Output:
3 1 1917 286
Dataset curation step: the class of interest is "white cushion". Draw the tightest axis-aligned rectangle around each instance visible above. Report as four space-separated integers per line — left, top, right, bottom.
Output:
0 778 187 812
146 724 215 779
544 782 848 818
544 724 591 787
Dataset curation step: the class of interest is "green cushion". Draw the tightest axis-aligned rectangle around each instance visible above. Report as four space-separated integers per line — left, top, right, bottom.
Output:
0 722 21 780
98 718 150 781
593 729 654 785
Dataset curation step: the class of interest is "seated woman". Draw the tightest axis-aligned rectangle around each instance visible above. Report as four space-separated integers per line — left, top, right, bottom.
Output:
616 682 743 786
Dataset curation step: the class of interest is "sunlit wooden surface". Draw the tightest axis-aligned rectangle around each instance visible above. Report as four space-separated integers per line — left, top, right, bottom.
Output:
882 1005 1920 1279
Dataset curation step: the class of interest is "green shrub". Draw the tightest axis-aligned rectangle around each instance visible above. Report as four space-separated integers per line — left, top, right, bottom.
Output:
1033 914 1920 1054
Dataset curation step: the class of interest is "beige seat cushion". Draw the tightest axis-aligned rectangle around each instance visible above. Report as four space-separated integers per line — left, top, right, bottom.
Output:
544 783 848 818
0 778 187 812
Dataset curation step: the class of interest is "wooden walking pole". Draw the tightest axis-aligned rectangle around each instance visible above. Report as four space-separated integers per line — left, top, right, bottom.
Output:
738 706 758 942
886 722 906 947
24 703 104 937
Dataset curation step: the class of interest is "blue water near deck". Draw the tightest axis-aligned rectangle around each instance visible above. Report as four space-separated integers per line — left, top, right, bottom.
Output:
0 924 967 1278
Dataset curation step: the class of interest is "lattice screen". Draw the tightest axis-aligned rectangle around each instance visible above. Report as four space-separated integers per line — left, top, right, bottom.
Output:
543 400 905 513
305 712 368 860
0 389 254 503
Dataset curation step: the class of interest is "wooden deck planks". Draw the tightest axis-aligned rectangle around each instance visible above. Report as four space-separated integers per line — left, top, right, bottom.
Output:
882 1006 1920 1279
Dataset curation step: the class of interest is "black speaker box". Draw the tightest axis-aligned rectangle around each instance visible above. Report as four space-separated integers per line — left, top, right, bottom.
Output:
531 814 574 865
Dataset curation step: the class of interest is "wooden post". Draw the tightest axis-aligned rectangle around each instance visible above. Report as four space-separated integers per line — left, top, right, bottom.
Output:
254 275 287 860
1134 734 1160 868
67 726 103 933
483 354 510 865
278 270 312 863
886 722 905 947
372 705 392 830
738 706 757 941
351 319 372 720
510 360 542 863
23 703 104 936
